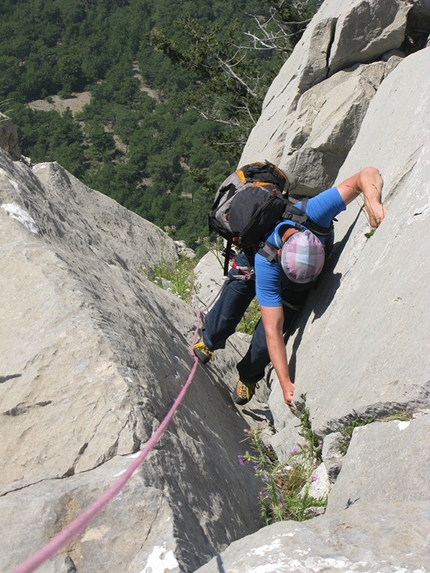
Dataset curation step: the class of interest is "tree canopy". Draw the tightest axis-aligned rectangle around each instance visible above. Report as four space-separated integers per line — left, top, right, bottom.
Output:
1 0 319 248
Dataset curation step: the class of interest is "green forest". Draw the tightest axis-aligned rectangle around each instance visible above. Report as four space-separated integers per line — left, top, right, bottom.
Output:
0 0 319 250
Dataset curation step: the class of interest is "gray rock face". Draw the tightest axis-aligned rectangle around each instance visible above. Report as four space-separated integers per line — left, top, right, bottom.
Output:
321 432 343 483
193 250 224 309
195 419 430 572
2 1 430 571
1 457 179 573
326 0 411 74
240 0 418 195
326 416 430 514
0 152 261 573
278 47 430 438
279 61 388 196
195 502 430 572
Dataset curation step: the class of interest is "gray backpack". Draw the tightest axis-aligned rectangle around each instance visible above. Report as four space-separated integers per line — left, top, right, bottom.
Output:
208 160 291 249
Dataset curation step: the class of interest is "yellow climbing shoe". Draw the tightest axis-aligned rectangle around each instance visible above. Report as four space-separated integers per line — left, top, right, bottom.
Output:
193 340 215 364
233 379 257 405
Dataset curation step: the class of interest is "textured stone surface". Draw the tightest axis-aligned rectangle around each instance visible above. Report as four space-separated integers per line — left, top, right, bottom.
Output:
195 501 430 572
2 1 430 572
0 456 178 573
269 418 305 463
193 250 224 309
321 432 344 483
273 47 430 438
240 0 412 180
280 61 387 196
306 462 330 500
326 416 430 513
326 0 411 75
0 151 262 573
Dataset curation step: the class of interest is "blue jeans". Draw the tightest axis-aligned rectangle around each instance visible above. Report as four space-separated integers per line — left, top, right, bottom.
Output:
202 252 310 384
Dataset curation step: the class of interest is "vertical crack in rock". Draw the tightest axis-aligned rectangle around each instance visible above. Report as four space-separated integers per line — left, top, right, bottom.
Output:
64 411 128 478
326 18 338 78
143 496 164 543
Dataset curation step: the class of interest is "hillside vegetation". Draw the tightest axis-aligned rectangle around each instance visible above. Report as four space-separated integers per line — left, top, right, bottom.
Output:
0 0 318 248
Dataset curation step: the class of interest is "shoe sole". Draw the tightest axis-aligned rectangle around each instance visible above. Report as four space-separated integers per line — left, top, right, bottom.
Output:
232 384 255 405
233 394 249 406
193 348 211 365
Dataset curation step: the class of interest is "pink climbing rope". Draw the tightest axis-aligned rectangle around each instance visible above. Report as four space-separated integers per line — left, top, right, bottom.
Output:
10 310 201 573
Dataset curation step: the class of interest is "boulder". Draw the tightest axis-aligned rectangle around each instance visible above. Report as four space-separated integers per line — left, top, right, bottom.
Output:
194 501 430 572
240 0 414 194
193 250 224 309
174 239 197 259
326 0 411 74
0 151 261 573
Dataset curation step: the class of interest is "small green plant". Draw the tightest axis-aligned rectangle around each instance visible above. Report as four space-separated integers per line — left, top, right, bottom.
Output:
142 256 198 303
381 409 412 423
240 399 326 525
337 409 413 455
194 235 225 262
355 194 380 239
141 227 202 303
237 298 261 335
297 393 321 458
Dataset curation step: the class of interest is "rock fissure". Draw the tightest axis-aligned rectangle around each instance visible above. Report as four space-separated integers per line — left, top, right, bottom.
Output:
325 18 339 78
3 400 53 417
321 400 424 439
0 374 22 384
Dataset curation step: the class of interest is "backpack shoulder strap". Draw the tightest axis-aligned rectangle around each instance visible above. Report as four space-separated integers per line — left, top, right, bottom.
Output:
258 240 279 263
281 197 308 228
282 197 334 237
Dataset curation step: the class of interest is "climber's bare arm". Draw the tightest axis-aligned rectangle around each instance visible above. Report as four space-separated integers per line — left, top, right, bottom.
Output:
337 167 387 228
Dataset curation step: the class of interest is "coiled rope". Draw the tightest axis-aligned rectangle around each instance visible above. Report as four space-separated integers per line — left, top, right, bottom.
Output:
9 309 201 573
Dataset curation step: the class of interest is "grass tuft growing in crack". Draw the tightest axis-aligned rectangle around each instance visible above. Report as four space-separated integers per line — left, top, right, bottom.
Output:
142 238 262 331
337 408 413 455
238 297 261 334
142 255 198 303
240 395 326 525
140 227 202 303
